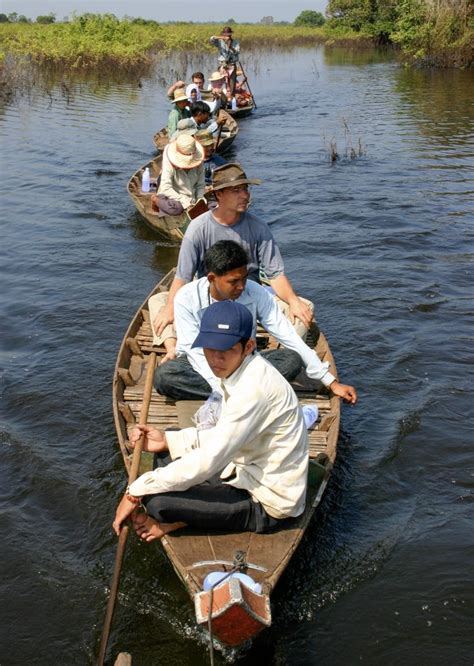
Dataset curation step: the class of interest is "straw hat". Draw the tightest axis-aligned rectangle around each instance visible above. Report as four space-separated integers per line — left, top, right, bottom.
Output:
195 130 214 147
166 134 204 169
210 163 262 191
172 88 189 103
208 71 225 82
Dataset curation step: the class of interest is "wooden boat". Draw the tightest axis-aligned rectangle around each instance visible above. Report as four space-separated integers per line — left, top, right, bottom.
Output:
127 156 207 243
153 110 239 155
227 101 254 118
113 269 340 647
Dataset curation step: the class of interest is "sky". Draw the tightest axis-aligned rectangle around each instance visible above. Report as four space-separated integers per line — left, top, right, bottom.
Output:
1 0 328 23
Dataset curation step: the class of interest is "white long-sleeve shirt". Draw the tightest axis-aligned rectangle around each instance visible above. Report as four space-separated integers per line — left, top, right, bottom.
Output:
158 145 205 208
129 354 308 518
173 277 336 393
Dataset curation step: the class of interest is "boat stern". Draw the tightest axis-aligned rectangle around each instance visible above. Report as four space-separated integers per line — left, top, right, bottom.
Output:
195 576 271 646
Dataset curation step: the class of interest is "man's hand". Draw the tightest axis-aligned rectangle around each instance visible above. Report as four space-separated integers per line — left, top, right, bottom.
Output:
153 303 174 337
129 425 168 453
288 297 313 329
329 381 358 405
112 495 139 536
160 349 177 365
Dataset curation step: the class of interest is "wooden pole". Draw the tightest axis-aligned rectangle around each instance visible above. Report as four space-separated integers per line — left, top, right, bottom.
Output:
97 352 157 666
215 113 225 151
237 60 257 109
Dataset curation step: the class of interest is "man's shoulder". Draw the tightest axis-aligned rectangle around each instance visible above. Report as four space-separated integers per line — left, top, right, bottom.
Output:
241 210 270 230
175 277 207 303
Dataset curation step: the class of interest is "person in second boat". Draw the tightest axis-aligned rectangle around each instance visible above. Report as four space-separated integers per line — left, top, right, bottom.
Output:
153 162 315 340
151 239 358 404
112 300 310 542
151 134 205 217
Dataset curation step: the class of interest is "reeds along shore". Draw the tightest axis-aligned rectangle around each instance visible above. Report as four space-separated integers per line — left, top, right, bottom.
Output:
0 11 472 84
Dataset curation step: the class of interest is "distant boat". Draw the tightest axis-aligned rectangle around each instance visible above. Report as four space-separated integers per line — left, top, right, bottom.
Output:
112 268 341 647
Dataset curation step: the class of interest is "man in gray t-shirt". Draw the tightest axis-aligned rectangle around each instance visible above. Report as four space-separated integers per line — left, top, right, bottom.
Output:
177 209 283 283
154 163 313 343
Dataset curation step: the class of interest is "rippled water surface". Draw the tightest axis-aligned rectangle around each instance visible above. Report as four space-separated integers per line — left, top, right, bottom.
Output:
1 47 473 665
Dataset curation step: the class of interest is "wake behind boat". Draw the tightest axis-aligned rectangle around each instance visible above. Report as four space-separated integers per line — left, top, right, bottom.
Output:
112 268 341 647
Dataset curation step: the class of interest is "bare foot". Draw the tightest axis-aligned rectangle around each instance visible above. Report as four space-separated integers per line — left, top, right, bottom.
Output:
132 510 185 542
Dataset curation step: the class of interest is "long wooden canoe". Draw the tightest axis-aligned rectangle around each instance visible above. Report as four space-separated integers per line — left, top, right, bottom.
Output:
153 110 239 155
112 269 341 647
127 156 207 243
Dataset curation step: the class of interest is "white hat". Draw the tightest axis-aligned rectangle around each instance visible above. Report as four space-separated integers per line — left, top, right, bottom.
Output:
166 134 204 169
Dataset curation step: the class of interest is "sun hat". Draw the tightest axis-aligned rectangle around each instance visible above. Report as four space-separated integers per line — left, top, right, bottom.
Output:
176 118 198 135
166 134 204 169
192 301 253 351
208 71 225 82
195 129 214 147
172 88 189 103
210 163 262 191
221 26 233 35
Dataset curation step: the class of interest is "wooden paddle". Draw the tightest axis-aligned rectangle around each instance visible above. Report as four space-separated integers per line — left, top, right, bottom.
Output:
97 352 157 666
237 60 257 109
215 112 225 149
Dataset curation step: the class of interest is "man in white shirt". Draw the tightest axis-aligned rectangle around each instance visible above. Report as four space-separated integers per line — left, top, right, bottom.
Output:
151 240 358 404
112 301 310 542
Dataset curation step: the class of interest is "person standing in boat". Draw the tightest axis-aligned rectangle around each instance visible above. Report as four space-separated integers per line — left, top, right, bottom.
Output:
151 240 358 403
153 163 314 340
167 88 191 137
151 134 205 217
112 301 309 541
210 26 240 96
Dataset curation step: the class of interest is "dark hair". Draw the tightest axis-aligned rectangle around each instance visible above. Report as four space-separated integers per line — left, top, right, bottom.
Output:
190 101 211 116
204 240 248 276
192 71 205 81
238 337 250 350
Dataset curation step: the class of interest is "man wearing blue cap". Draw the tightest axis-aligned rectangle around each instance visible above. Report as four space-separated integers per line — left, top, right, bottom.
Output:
113 300 310 541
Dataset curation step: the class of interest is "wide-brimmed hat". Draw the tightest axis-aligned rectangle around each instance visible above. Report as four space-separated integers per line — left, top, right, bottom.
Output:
208 71 225 82
210 163 262 191
221 26 233 35
172 88 189 103
166 134 204 169
192 301 253 351
195 129 214 147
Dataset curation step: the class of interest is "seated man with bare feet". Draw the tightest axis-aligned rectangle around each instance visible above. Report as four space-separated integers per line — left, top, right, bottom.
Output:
112 301 311 541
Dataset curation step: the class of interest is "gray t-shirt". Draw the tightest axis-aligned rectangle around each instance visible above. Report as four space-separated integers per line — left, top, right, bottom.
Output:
176 210 285 282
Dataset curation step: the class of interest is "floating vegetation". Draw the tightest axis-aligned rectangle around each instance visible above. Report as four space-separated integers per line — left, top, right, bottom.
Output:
324 118 367 163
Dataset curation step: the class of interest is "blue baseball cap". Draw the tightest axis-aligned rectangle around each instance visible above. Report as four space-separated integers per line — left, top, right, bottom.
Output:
192 300 253 351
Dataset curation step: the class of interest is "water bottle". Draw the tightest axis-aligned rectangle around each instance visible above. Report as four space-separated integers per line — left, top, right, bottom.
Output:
231 97 237 110
141 167 150 193
302 404 318 429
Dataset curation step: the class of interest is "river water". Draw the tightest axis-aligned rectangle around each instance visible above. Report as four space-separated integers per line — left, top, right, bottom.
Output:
0 46 473 665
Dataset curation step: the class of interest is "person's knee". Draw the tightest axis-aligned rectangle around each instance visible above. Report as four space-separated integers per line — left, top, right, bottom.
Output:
154 362 178 395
